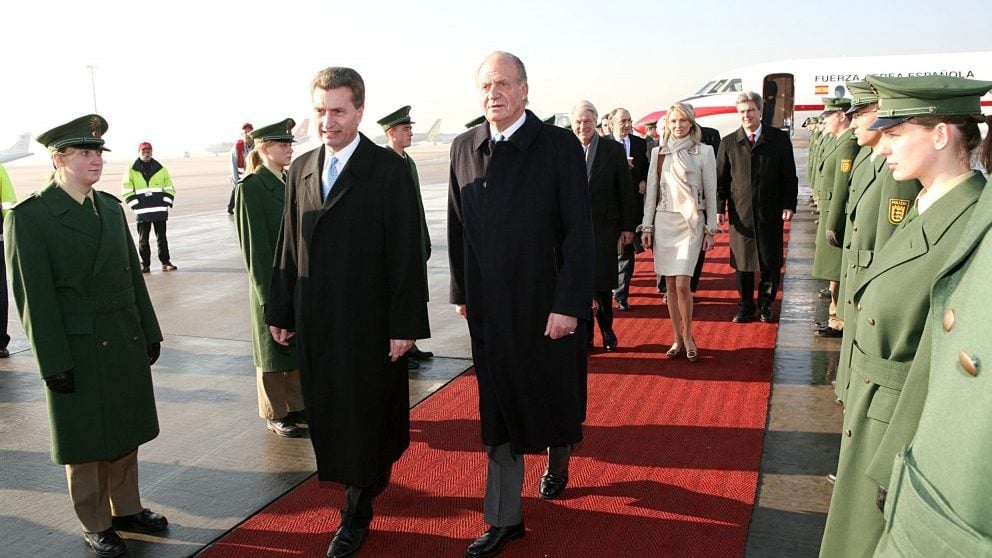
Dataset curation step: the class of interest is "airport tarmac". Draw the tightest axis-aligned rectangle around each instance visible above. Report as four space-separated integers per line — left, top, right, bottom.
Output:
0 141 843 557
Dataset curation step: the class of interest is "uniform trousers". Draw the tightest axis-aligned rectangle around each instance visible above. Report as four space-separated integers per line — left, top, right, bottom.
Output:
484 443 524 527
137 220 171 265
591 291 614 337
736 268 781 312
65 449 142 533
614 243 635 304
255 368 304 420
341 465 393 528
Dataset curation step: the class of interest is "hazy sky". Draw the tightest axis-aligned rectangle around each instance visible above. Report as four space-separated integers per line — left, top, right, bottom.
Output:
5 0 989 163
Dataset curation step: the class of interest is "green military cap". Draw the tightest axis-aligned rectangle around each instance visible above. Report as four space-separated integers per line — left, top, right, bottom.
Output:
377 106 414 131
802 116 816 127
645 121 658 128
249 118 297 142
465 115 486 129
820 97 852 117
37 114 111 152
867 75 992 130
845 81 879 114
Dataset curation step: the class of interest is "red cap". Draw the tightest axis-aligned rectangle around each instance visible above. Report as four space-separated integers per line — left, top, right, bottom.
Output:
242 122 254 131
138 142 153 151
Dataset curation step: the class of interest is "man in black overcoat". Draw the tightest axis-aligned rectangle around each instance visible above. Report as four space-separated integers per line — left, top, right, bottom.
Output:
716 91 798 323
611 107 649 311
266 67 430 558
449 51 594 558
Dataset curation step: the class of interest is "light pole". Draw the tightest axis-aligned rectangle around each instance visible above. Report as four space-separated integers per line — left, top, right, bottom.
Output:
86 65 98 113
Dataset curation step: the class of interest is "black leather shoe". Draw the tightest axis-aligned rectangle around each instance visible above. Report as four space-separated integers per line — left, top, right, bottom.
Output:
0 347 8 358
83 528 126 557
140 264 150 274
465 523 525 558
615 299 630 311
814 326 843 338
759 306 774 323
405 346 434 360
327 525 369 558
732 310 756 323
602 329 617 352
539 472 568 499
287 410 308 427
267 417 306 437
817 288 831 299
112 508 168 534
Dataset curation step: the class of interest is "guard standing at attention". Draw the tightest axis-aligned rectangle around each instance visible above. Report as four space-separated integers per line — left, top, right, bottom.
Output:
121 142 177 273
5 115 168 558
378 105 434 369
235 118 307 438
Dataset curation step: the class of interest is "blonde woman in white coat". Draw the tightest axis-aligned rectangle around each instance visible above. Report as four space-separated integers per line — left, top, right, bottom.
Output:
640 103 718 362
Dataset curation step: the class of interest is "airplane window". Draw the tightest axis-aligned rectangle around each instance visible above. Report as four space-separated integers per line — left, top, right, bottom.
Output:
695 81 716 95
709 79 728 94
725 79 743 92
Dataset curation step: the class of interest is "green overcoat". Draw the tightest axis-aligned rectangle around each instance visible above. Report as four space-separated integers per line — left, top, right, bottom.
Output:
874 176 992 557
235 166 297 372
835 153 921 402
4 185 163 465
393 150 431 301
813 129 859 281
819 172 983 558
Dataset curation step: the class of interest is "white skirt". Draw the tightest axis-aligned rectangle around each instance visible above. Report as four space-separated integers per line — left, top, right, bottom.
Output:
652 209 703 277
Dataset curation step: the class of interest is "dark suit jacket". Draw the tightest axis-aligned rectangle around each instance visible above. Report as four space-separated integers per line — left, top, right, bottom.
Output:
587 135 637 290
716 126 798 272
700 127 721 152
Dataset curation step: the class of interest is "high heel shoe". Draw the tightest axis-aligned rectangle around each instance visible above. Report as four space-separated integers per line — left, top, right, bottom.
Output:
685 346 699 362
666 344 684 359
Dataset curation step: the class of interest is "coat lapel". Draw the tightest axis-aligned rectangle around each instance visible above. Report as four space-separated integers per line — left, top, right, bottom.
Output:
299 148 323 215
256 167 286 206
585 134 599 180
935 174 992 281
321 134 374 213
92 192 124 276
855 174 983 295
848 148 880 211
40 185 102 240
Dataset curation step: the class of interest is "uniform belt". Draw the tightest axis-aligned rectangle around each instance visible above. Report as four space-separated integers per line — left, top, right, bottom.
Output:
851 343 912 391
884 449 992 556
58 287 136 315
844 248 874 268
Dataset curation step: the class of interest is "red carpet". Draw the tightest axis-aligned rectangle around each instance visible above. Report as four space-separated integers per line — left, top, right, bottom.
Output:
200 234 783 558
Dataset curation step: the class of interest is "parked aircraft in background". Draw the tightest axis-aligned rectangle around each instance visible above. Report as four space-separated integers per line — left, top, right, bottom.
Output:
373 119 443 145
0 133 32 164
205 118 310 155
635 51 992 140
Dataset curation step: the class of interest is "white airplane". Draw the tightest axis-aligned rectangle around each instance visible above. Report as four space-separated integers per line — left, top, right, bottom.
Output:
205 118 311 155
373 118 443 145
0 133 32 164
635 51 992 140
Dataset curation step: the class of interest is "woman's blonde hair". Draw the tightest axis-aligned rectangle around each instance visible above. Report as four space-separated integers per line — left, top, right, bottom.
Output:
663 102 702 145
246 140 286 174
49 146 81 186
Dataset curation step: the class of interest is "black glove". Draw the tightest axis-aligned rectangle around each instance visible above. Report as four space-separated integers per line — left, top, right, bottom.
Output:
45 371 75 394
876 486 887 512
148 342 161 366
826 230 841 248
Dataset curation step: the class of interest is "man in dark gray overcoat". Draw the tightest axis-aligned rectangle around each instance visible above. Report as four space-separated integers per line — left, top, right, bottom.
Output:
449 51 594 558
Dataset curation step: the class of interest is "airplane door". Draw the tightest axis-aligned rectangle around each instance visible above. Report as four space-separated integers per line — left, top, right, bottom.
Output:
762 74 794 134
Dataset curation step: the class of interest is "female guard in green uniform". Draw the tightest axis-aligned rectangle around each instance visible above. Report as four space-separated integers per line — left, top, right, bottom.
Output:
5 115 168 557
819 76 992 558
234 118 306 438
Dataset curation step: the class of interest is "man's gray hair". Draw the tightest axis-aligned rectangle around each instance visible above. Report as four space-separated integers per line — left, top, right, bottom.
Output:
735 91 763 112
311 67 366 108
479 51 528 84
571 100 598 122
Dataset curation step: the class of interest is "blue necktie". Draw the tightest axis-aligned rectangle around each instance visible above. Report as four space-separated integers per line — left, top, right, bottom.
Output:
322 155 339 201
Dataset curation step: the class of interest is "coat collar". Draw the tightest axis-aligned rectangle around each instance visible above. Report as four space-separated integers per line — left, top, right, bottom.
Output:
38 184 102 240
936 175 992 282
855 173 984 295
299 134 376 213
91 192 125 276
471 110 542 153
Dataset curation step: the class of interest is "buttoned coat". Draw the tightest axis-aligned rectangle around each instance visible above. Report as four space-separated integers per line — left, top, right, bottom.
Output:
835 152 921 402
819 173 983 558
235 166 297 372
874 176 992 558
813 129 859 281
716 125 798 272
266 134 430 486
587 134 637 290
448 111 594 454
5 185 162 465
